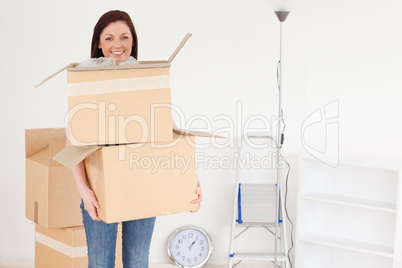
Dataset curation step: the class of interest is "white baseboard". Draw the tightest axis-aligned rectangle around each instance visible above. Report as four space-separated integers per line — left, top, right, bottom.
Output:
0 259 269 268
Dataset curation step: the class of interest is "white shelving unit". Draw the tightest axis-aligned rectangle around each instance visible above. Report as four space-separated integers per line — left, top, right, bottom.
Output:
295 155 402 268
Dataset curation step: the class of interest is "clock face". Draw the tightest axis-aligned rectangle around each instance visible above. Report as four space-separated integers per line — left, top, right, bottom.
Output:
168 227 212 268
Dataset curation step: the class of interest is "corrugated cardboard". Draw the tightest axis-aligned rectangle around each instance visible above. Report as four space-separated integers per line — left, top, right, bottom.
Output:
36 34 192 147
25 128 83 228
35 223 123 268
66 66 173 146
53 130 203 223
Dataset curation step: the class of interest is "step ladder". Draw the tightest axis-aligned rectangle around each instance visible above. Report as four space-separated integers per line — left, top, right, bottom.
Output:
228 134 289 268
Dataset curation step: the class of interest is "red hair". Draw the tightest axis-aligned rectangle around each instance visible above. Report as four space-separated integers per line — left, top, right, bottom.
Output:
91 10 138 59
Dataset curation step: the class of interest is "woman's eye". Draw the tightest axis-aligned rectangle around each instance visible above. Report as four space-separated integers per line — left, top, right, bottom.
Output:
122 36 129 40
105 37 112 41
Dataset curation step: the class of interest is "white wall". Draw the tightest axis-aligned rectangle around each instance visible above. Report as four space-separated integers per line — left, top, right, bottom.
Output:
1 0 401 265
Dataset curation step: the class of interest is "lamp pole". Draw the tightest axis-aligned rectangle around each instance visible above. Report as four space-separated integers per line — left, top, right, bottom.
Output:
274 10 289 268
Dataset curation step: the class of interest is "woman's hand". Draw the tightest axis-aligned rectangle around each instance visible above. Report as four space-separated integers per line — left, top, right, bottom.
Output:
80 186 101 221
190 179 202 213
72 161 101 221
68 125 101 221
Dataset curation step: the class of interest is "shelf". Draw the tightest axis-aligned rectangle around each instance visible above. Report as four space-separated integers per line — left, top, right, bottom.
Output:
301 154 401 172
299 234 394 258
300 192 396 213
296 156 402 268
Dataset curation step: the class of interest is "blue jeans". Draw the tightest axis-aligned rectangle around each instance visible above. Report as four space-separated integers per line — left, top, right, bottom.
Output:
80 201 156 268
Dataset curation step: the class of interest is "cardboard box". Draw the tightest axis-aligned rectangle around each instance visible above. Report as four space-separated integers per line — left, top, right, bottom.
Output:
36 34 192 147
53 130 203 223
25 128 83 228
35 223 122 268
66 65 173 146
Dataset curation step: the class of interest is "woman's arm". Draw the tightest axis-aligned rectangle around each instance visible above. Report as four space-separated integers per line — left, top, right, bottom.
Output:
172 119 202 212
66 120 101 221
72 161 101 221
190 175 202 213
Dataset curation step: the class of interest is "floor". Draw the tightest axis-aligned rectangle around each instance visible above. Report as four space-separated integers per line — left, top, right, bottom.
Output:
0 259 274 268
0 261 222 268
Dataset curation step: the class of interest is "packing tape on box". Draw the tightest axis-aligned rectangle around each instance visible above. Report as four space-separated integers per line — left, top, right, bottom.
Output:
66 75 170 96
35 232 87 258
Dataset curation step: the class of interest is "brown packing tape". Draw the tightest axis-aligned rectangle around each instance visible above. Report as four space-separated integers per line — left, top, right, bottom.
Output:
66 75 170 96
35 232 87 258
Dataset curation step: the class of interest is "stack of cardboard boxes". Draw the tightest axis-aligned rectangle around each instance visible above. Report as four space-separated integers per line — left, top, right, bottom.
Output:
25 128 123 267
26 34 203 267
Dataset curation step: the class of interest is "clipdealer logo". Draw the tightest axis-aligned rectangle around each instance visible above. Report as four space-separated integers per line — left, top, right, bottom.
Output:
65 100 280 150
65 101 150 146
129 152 193 174
126 151 286 174
301 100 339 167
63 101 339 172
196 151 286 170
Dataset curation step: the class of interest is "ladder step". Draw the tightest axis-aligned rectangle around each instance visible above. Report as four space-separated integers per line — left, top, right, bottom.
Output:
236 222 277 227
238 184 277 223
245 132 273 139
231 253 287 262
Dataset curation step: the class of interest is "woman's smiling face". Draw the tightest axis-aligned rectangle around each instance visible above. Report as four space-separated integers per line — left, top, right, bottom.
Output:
98 21 133 62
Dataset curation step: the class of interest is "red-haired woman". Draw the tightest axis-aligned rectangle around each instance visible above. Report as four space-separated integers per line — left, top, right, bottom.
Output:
71 10 202 267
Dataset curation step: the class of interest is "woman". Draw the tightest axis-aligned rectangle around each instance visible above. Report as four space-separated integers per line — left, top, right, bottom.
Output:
72 10 202 268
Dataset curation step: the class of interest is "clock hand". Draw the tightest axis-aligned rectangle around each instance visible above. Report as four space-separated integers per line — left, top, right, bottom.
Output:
189 240 196 249
187 236 191 252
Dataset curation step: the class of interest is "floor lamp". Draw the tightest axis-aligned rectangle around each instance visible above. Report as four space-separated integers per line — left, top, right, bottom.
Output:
274 10 290 268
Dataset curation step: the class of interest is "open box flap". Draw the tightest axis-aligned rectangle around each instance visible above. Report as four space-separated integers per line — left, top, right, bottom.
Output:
168 33 192 63
53 145 100 169
34 63 78 88
27 138 68 167
28 146 51 167
35 33 192 88
25 128 66 158
49 138 68 167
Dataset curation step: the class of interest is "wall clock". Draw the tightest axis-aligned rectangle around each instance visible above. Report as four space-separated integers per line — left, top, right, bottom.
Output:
167 226 213 268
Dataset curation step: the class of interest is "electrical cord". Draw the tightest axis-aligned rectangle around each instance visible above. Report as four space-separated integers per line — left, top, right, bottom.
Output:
277 59 294 268
281 153 294 268
277 60 286 148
